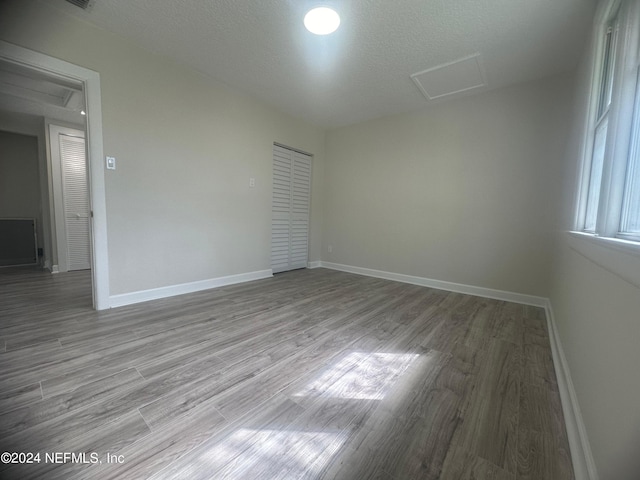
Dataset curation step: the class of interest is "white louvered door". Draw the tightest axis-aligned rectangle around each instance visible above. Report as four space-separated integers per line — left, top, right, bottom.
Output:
290 152 311 269
60 134 91 271
271 145 311 273
271 147 292 273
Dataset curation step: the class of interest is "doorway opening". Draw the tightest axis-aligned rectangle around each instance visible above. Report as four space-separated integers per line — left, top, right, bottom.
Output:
0 41 109 309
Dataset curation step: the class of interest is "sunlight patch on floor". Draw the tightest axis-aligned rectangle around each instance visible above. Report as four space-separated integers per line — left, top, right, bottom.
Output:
206 428 347 479
295 352 420 400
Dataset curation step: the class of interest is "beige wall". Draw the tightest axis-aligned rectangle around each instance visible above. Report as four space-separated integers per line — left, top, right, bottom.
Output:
0 129 43 258
551 241 640 480
0 0 325 295
323 75 574 297
548 24 640 480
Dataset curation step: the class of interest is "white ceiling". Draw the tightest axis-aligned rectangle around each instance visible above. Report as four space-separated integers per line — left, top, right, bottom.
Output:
43 0 596 128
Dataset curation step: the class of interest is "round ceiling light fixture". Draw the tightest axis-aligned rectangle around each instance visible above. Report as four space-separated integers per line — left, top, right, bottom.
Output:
304 6 340 35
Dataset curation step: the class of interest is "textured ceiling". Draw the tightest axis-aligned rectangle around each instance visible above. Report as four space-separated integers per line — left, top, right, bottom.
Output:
43 0 596 128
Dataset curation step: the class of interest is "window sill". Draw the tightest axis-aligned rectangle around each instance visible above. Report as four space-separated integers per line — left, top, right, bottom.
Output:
566 231 640 289
568 231 640 257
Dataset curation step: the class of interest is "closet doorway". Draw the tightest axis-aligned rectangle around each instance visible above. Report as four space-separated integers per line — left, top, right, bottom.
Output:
271 144 312 273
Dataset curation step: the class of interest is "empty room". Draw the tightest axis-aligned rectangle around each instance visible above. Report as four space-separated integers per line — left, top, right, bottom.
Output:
0 0 639 479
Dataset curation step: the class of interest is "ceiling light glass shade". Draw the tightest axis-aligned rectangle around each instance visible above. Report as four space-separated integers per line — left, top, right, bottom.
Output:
304 7 340 35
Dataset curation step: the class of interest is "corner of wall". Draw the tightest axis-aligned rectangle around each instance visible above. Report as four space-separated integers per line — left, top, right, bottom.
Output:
544 299 599 480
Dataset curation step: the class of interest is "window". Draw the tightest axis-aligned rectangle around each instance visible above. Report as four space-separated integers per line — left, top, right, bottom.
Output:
578 0 640 243
584 14 618 232
619 67 640 237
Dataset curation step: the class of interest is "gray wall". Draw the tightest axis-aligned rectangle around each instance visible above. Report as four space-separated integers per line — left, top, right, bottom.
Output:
0 130 42 261
323 75 574 297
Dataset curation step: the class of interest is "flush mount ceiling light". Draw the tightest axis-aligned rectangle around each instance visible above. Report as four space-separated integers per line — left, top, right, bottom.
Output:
304 7 340 35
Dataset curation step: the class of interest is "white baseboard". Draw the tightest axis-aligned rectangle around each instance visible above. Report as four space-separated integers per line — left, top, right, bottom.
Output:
319 261 547 307
104 259 593 479
544 300 599 480
109 269 273 308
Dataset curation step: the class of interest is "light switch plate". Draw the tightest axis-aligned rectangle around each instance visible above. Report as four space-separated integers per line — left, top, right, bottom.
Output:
106 156 116 170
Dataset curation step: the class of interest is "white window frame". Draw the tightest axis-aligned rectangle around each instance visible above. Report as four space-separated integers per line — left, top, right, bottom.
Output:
576 0 640 246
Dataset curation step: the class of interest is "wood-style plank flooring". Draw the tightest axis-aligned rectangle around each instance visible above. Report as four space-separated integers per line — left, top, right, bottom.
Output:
0 267 573 479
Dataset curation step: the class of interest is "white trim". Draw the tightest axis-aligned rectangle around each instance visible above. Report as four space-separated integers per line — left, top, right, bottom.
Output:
109 270 273 308
319 262 547 306
0 41 110 310
307 261 322 269
569 230 640 258
51 265 59 274
567 231 640 289
544 300 599 480
273 142 313 157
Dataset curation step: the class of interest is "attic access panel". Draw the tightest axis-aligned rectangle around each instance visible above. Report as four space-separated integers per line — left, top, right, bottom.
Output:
65 0 97 11
411 53 487 101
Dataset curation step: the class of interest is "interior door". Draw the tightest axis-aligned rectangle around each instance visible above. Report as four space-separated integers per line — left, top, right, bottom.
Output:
59 133 90 271
271 145 311 273
50 124 91 272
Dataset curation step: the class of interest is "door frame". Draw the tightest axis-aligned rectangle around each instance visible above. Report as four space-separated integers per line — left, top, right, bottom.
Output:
0 41 110 310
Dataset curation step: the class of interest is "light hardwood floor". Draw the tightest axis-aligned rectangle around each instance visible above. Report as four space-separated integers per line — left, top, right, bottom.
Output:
0 267 573 479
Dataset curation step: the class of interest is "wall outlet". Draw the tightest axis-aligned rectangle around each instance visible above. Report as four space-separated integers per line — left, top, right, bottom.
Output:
106 156 116 170
328 245 333 253
249 177 256 187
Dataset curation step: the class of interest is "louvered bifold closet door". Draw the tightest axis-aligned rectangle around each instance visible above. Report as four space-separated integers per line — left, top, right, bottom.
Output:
271 146 292 273
271 145 311 273
290 152 311 269
60 134 91 271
